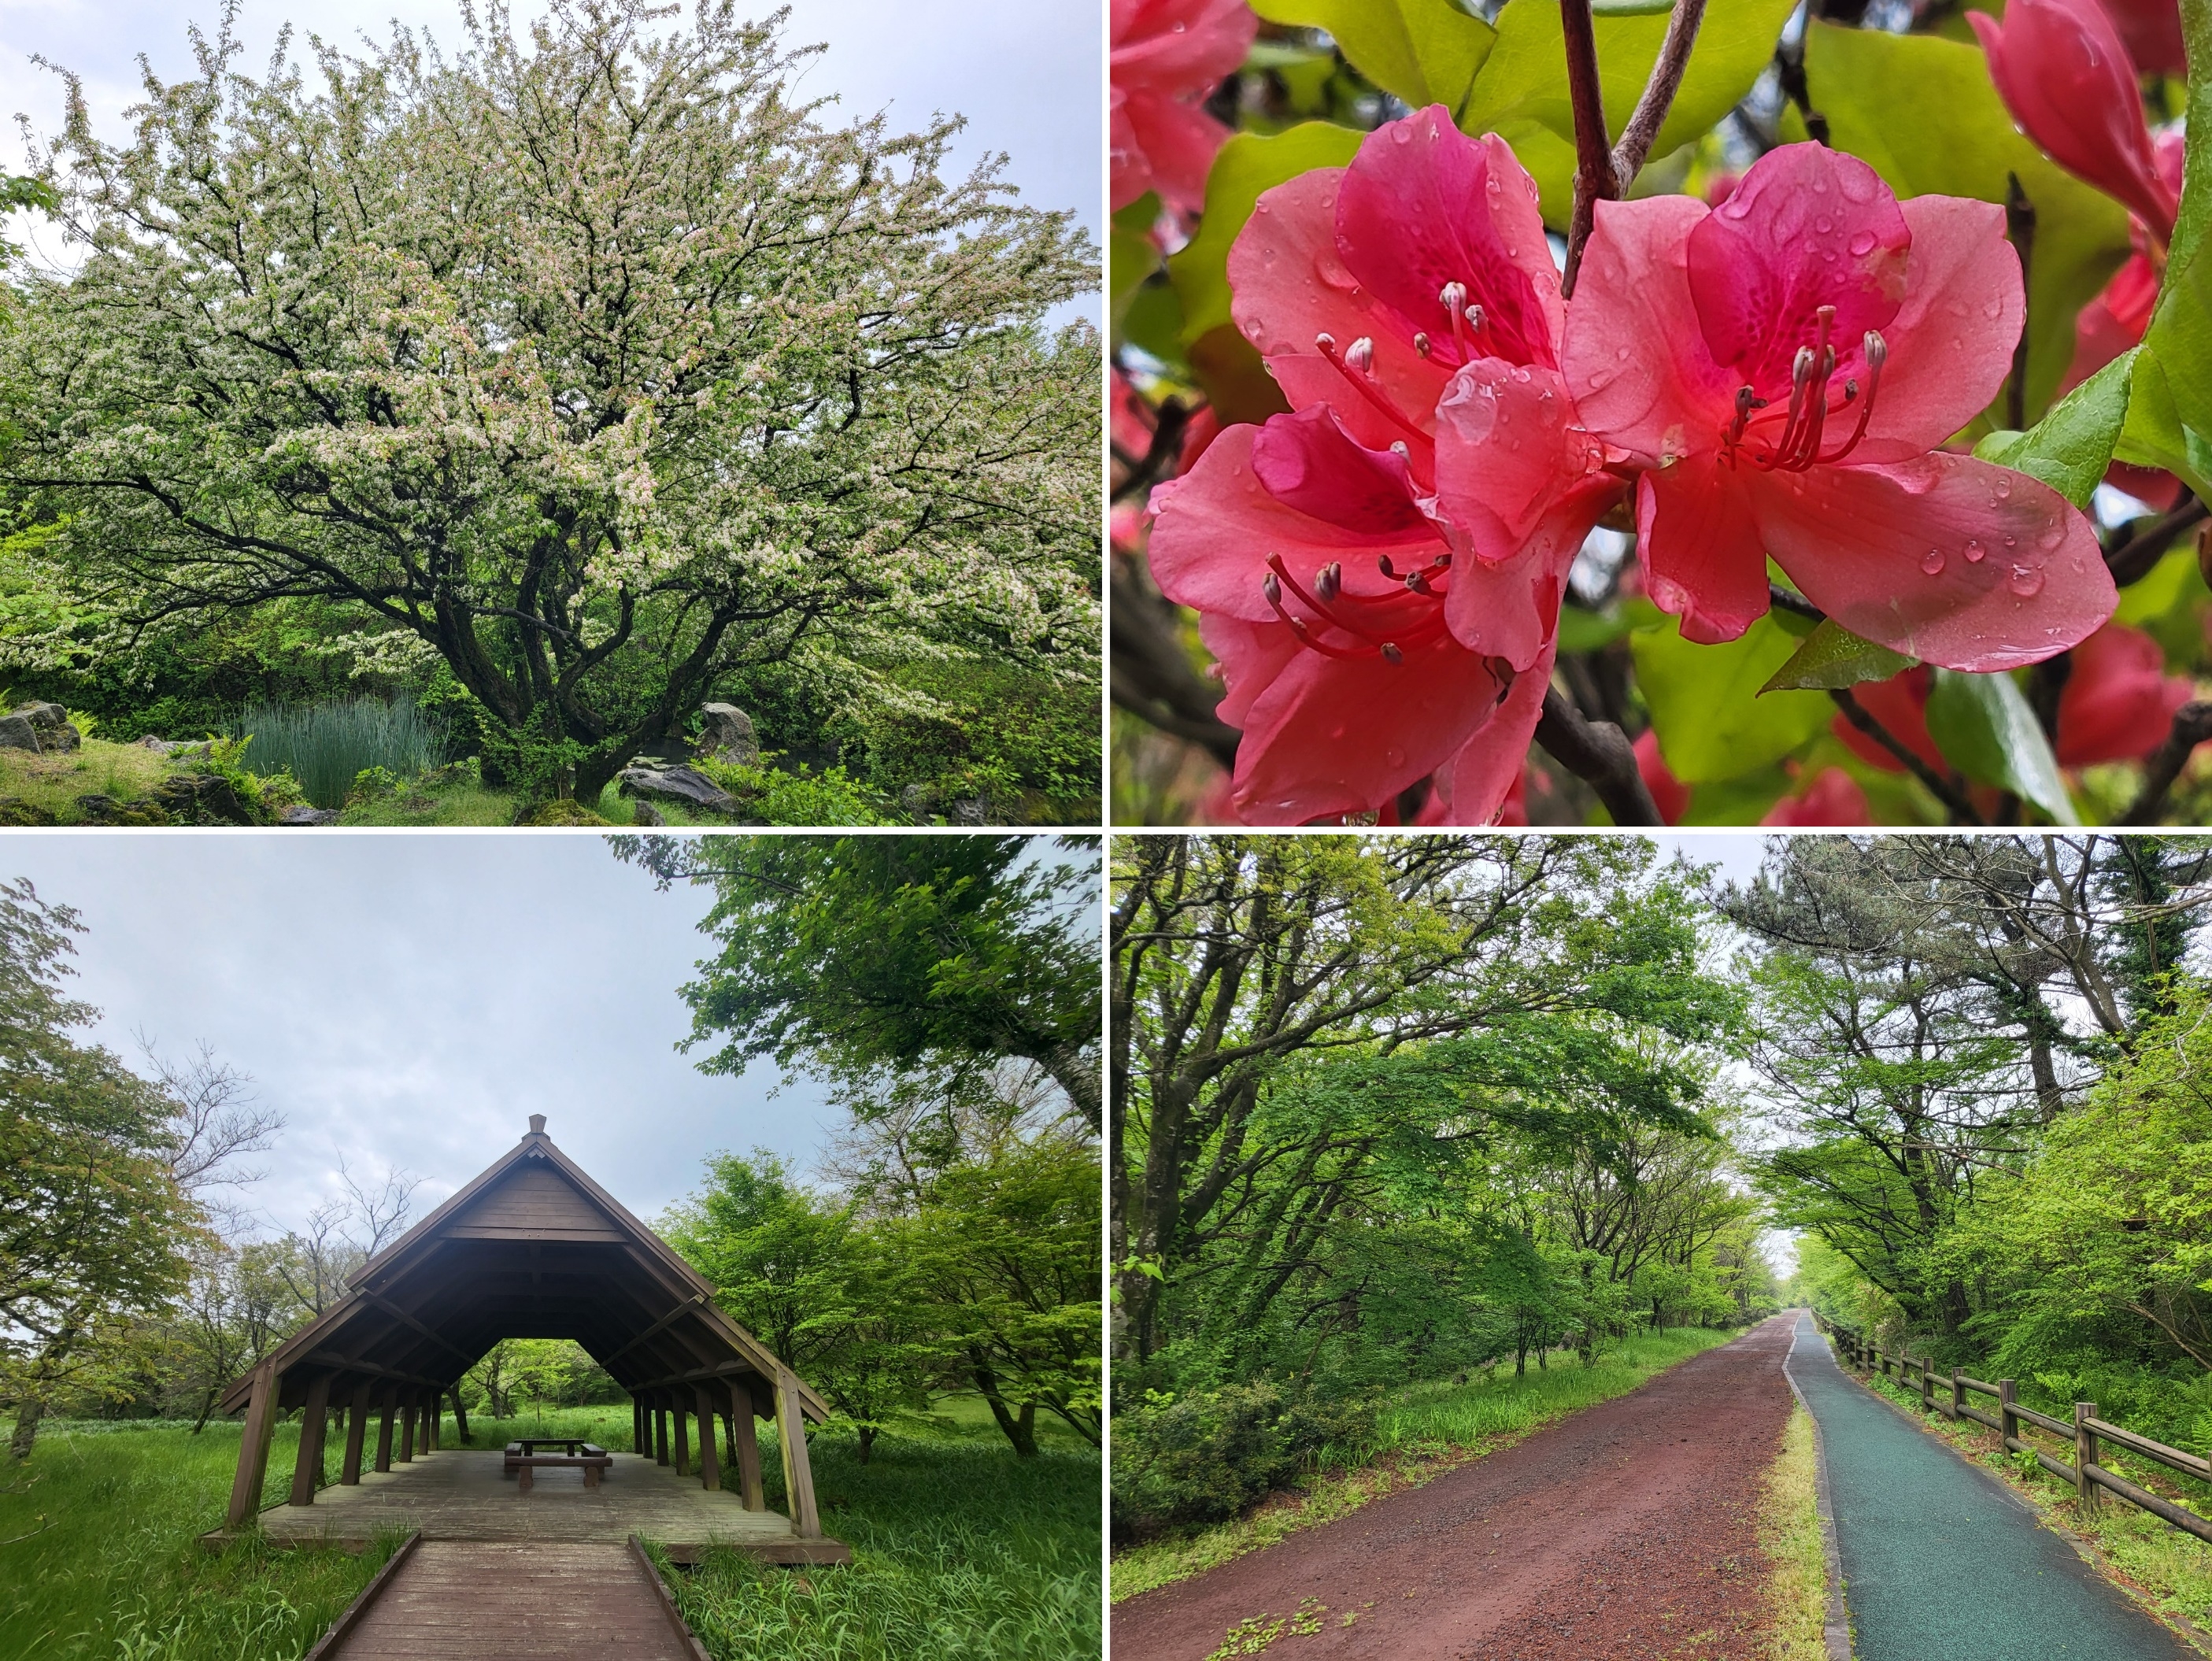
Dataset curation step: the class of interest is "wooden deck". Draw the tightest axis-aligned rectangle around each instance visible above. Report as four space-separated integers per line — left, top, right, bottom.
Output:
224 1448 846 1563
313 1540 705 1659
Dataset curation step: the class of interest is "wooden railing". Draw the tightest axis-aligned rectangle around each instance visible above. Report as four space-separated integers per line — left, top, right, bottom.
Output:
1811 1312 2212 1545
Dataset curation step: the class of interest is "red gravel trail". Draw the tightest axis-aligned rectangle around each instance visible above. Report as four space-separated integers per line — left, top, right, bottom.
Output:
1112 1315 1799 1661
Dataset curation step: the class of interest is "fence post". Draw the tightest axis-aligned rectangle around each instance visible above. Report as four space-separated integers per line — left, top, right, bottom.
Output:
2000 1379 2019 1452
1920 1358 1933 1415
1949 1368 1962 1422
2075 1403 2099 1514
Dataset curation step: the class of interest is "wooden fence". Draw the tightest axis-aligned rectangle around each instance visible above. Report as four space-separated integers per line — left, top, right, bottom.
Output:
1811 1312 2212 1545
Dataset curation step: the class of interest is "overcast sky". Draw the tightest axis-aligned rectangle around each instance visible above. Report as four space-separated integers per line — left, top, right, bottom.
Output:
2 830 923 1239
0 0 1100 313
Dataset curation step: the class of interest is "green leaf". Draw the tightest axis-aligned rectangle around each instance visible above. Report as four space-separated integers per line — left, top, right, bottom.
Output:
1970 348 2136 509
1760 619 1921 693
1109 199 1163 335
1167 124 1365 347
1630 612 1835 782
2121 0 2212 498
1803 22 2136 423
1463 0 1799 193
1923 668 2079 823
1252 0 1496 111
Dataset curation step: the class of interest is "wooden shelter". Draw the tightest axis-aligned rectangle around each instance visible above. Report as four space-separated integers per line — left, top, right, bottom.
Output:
218 1115 830 1542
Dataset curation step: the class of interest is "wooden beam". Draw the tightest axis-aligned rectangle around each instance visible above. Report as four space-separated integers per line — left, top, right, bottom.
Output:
301 1351 446 1392
340 1381 372 1484
599 1293 708 1367
361 1291 478 1368
654 1396 670 1467
374 1387 396 1474
629 1360 771 1396
729 1382 764 1511
398 1396 417 1463
694 1384 722 1493
226 1358 280 1528
672 1395 690 1478
290 1373 333 1507
776 1367 822 1539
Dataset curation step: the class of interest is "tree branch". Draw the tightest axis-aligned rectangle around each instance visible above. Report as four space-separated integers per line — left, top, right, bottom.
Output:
2119 699 2212 824
2105 496 2207 586
1534 688 1659 825
1611 0 1711 189
1559 0 1616 298
1829 688 1985 825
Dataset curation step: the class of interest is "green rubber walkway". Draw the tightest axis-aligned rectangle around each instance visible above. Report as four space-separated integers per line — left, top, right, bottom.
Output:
1787 1311 2194 1659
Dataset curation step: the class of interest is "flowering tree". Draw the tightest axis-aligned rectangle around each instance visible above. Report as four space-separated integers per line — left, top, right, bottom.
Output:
2 0 1097 801
1112 0 2212 827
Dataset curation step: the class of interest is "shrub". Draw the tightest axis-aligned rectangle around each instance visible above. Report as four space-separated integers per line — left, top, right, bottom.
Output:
690 757 896 826
235 697 445 808
849 662 1098 801
1110 1383 1378 1541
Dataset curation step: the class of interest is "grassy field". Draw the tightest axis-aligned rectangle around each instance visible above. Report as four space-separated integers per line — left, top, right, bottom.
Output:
1854 1364 2212 1648
1110 1326 1739 1602
1759 1404 1830 1661
0 1397 1098 1661
0 738 173 820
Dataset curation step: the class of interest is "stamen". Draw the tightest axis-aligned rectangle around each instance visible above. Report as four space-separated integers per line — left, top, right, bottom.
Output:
1315 561 1341 604
1313 333 1430 445
1258 549 1452 667
1380 643 1404 664
1818 330 1887 464
1378 554 1396 579
1413 332 1431 357
1344 337 1374 375
1723 316 1889 473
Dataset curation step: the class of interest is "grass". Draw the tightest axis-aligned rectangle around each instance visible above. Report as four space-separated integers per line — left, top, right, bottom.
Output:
1852 1358 2212 1652
235 698 444 809
1110 1326 1739 1603
0 735 171 820
0 1417 397 1661
1759 1404 1830 1661
0 1396 1097 1661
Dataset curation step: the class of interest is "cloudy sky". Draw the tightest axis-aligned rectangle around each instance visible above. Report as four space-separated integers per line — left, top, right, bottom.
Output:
2 830 949 1238
0 0 1100 308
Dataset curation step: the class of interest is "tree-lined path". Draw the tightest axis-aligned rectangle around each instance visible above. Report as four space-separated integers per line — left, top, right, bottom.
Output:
1114 1317 1800 1661
1787 1312 2192 1660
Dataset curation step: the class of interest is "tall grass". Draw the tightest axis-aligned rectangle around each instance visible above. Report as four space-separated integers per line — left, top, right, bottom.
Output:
235 697 444 808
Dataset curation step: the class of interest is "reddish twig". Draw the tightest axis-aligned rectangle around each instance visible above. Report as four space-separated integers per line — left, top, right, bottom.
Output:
1534 688 1660 825
2105 496 2207 586
2120 700 2212 824
1611 0 1711 188
1829 688 1985 825
1559 0 1616 298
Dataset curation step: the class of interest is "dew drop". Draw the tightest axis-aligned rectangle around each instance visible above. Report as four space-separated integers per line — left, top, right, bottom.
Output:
1921 548 1947 575
2003 535 2017 548
1391 124 1412 144
1615 345 1631 361
2007 563 2044 597
1995 476 2011 498
1963 538 1985 564
1814 214 1833 234
1848 230 1876 256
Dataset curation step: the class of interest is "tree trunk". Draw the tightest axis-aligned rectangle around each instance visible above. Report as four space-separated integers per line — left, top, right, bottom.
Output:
970 1352 1039 1458
9 1397 43 1462
1039 1039 1101 1134
450 1392 470 1445
856 1424 876 1465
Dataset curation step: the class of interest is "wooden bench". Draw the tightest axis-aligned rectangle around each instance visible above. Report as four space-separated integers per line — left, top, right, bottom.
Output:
505 1441 612 1492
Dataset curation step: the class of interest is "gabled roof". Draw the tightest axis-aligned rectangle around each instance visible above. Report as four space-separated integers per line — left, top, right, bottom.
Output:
219 1118 830 1420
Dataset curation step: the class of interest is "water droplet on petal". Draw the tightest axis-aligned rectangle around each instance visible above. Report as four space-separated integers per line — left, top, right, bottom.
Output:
1922 548 1947 575
1392 124 1412 144
2008 564 2044 597
1995 477 2011 498
1615 346 1630 361
1964 538 1985 563
1814 215 1833 233
1848 231 1876 256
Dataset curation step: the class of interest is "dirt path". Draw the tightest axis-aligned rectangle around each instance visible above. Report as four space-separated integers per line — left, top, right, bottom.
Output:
1113 1316 1799 1661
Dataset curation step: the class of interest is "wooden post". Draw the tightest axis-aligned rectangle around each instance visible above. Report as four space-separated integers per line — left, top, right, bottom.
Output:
374 1388 396 1473
694 1385 722 1492
424 1396 438 1453
1949 1369 1963 1422
775 1367 823 1539
341 1381 372 1483
398 1395 417 1463
1999 1378 2019 1451
654 1396 670 1466
2076 1402 2100 1513
731 1382 765 1511
449 1387 469 1446
1919 1358 1933 1415
226 1358 281 1528
290 1373 333 1506
633 1396 645 1456
673 1397 691 1477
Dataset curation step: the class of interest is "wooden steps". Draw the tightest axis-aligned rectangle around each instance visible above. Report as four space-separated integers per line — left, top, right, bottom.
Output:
310 1537 708 1659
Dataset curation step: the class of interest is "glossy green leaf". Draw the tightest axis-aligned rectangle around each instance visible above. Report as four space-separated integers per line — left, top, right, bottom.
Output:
1803 21 2135 423
1630 612 1835 782
1109 198 1163 335
1760 619 1920 693
1167 124 1364 347
1463 0 1799 191
1970 347 2136 509
2120 0 2212 498
1923 668 2078 823
1252 0 1496 111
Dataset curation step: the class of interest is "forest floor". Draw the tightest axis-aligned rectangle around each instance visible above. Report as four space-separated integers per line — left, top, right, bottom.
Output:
1790 1312 2206 1659
0 1396 1097 1661
1112 1316 1799 1661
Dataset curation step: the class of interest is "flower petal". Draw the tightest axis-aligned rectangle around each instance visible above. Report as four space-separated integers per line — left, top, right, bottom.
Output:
1685 144 1909 400
1760 768 1873 826
1118 91 1234 215
1851 195 2023 461
1750 454 2117 671
1636 458 1773 646
1334 113 1562 372
2055 621 2194 764
1229 168 1451 454
1427 643 1555 825
1561 194 1738 464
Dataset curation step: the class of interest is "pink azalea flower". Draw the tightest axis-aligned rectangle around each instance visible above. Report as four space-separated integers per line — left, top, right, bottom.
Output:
1970 0 2177 245
1563 142 2116 671
1761 768 1872 827
2101 0 2188 77
2055 622 2195 764
1146 107 1626 823
1633 729 1691 826
1110 0 1256 213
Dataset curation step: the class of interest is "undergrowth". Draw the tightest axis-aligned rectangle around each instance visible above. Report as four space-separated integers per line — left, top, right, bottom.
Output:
1759 1404 1829 1661
1110 1326 1737 1602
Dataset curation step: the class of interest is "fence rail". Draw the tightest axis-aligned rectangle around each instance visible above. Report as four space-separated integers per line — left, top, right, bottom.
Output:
1811 1312 2212 1546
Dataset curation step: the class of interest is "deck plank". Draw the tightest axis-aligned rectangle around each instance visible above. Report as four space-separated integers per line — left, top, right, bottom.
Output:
324 1541 694 1659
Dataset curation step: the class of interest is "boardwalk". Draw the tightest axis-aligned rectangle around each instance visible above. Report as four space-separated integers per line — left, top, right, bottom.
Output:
316 1541 700 1660
1786 1311 2193 1660
246 1447 836 1561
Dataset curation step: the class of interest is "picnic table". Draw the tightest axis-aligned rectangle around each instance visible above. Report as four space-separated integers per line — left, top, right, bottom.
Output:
504 1440 613 1492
